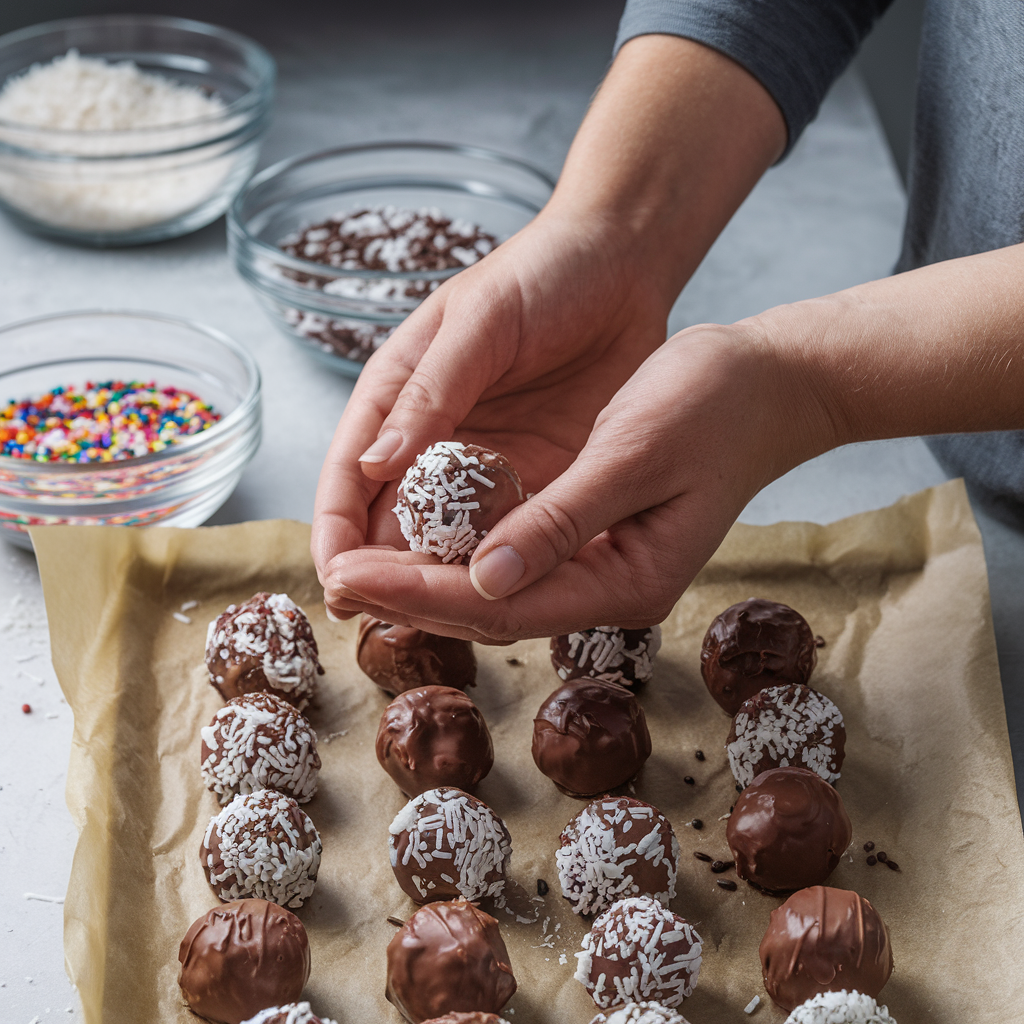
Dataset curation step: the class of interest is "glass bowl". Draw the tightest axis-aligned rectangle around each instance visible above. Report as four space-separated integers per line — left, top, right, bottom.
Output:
0 15 275 246
228 142 555 377
0 310 261 548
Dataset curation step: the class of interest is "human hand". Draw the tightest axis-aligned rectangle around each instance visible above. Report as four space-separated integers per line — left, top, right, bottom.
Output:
311 205 675 595
319 322 835 641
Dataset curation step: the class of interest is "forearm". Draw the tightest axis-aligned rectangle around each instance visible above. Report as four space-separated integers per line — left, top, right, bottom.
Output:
544 34 785 310
754 243 1024 453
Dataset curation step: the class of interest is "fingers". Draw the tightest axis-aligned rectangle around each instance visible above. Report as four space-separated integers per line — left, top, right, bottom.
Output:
356 285 517 482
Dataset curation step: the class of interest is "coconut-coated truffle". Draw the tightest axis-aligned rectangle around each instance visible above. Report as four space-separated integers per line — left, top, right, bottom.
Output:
784 990 897 1024
550 625 662 688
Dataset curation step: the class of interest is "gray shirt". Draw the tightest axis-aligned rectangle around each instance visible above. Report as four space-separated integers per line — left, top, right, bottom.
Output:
615 0 1024 517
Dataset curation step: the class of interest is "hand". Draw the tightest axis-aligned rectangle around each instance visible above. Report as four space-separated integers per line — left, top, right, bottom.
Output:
311 205 674 598
319 322 834 642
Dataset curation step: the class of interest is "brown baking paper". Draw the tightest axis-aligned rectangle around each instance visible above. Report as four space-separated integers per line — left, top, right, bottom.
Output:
34 479 1024 1024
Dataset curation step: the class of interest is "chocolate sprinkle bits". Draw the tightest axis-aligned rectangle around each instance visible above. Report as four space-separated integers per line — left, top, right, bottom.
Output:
711 860 734 874
536 878 549 896
693 852 712 863
684 776 695 786
717 879 738 891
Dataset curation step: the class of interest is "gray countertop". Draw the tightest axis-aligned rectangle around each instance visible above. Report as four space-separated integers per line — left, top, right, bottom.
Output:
0 5 1020 1020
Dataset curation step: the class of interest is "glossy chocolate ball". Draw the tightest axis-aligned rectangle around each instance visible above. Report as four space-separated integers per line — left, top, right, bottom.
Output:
727 767 852 894
389 787 511 904
550 625 662 688
206 592 323 710
393 442 524 564
386 900 517 1022
377 685 493 798
759 886 893 1011
701 599 818 715
358 614 477 696
532 679 651 797
727 684 846 788
575 895 702 1009
557 796 678 915
178 899 310 1024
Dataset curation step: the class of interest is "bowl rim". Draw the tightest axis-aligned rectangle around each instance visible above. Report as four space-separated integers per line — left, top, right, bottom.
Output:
0 308 261 474
0 14 275 148
228 140 556 283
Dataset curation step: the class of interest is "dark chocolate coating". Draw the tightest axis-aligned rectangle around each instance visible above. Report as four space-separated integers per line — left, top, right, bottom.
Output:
759 886 893 1011
377 686 494 798
532 679 651 797
701 599 817 715
358 615 477 696
727 767 852 894
549 625 661 688
177 899 310 1024
386 900 517 1023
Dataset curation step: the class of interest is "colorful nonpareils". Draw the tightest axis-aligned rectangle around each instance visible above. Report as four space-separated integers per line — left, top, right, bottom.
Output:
0 381 219 461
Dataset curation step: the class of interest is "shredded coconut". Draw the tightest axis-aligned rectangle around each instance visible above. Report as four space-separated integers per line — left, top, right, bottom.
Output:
0 49 242 233
784 990 897 1024
575 895 702 1010
590 1002 691 1024
556 625 662 686
241 1003 338 1024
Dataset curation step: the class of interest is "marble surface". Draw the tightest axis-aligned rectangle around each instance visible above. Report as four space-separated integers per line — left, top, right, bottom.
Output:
0 5 1020 1021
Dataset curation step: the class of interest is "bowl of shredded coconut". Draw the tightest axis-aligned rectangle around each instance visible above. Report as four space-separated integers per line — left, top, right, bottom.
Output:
0 15 274 245
228 142 554 376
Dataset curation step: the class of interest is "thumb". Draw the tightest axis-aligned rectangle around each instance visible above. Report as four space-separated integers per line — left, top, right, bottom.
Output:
468 421 674 601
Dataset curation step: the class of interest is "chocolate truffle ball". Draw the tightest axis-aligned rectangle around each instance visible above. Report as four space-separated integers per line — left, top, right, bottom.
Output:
206 592 323 710
393 441 524 564
532 679 652 797
575 895 702 1009
785 991 897 1024
201 692 321 805
178 899 310 1024
242 1005 337 1024
202 790 322 908
377 686 494 798
421 1016 510 1024
701 599 818 715
727 767 853 894
389 786 511 904
386 899 517 1022
590 1004 691 1024
727 684 846 788
759 887 893 1012
550 625 662 688
358 614 478 696
558 796 678 916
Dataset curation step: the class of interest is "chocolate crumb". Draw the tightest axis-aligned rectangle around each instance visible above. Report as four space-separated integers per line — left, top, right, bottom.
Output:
866 855 877 866
885 859 900 872
729 805 734 813
693 852 713 863
691 819 704 830
717 879 738 891
877 852 888 863
684 776 695 786
711 860 734 874
863 841 875 852
506 657 522 666
815 635 826 647
695 750 705 761
387 916 405 927
736 784 743 793
536 878 549 896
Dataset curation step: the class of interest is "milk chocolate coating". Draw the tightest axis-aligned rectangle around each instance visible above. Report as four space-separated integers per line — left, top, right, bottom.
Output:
759 886 893 1011
550 625 661 688
727 767 852 894
377 686 494 797
386 900 517 1023
532 679 651 797
358 615 477 696
701 599 818 715
177 899 310 1024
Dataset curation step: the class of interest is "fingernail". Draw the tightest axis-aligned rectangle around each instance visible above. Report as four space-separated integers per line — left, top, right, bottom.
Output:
470 545 525 600
325 604 341 622
358 430 403 464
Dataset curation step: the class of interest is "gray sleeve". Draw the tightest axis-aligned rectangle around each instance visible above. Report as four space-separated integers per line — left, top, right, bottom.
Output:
614 0 894 155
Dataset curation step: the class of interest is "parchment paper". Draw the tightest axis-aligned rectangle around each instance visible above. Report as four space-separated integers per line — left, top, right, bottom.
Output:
34 479 1024 1024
